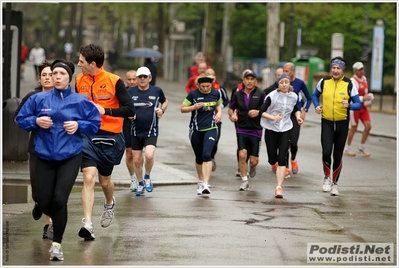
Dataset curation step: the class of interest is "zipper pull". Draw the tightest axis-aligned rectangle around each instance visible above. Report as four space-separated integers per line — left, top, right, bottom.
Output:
60 92 64 101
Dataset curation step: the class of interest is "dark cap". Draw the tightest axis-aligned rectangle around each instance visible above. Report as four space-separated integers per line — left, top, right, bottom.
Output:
277 74 290 83
243 70 257 79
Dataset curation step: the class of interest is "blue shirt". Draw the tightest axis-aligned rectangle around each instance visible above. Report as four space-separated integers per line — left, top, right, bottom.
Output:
128 85 166 137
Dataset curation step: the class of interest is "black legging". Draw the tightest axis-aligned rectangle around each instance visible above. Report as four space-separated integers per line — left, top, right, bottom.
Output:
265 129 291 166
320 119 349 183
211 122 222 159
285 112 300 166
35 153 82 244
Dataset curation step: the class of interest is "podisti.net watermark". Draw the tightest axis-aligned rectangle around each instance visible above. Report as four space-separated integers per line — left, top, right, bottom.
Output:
307 243 394 264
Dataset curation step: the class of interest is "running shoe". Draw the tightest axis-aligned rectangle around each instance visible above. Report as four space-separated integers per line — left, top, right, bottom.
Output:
144 174 153 192
78 218 95 240
330 184 340 196
275 186 283 198
322 176 332 192
249 165 257 178
130 175 138 192
291 160 299 174
202 182 211 194
212 159 217 172
235 167 241 177
49 242 64 261
42 224 49 239
197 181 203 195
100 196 115 228
239 180 249 191
357 147 370 157
343 149 356 156
136 184 145 196
271 164 278 174
47 223 54 240
285 168 290 179
32 202 42 220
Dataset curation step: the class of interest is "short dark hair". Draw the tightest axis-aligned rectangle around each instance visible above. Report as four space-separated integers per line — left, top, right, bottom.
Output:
79 44 104 68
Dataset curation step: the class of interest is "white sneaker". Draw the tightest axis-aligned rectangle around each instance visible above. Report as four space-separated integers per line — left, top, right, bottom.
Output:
202 182 211 194
49 242 64 261
239 180 249 191
197 181 203 195
330 184 339 196
130 175 138 192
322 177 332 192
100 197 115 228
249 165 257 178
78 218 95 240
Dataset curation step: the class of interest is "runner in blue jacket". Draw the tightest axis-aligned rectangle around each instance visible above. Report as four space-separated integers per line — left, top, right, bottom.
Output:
15 59 101 261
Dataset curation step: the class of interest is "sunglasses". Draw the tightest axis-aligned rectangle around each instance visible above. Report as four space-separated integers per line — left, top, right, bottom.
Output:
138 75 148 79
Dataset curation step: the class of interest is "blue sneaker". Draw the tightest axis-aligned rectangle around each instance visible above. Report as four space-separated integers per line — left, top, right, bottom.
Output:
144 174 153 192
135 183 145 196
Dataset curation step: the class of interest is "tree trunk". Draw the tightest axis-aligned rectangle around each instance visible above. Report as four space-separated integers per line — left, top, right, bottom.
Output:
204 3 216 68
267 3 280 65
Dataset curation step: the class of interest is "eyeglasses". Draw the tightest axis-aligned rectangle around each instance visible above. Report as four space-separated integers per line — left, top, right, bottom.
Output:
138 75 148 79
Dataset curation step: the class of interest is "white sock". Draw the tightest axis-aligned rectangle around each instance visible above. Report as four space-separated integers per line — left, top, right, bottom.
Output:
131 174 136 180
242 176 248 182
359 144 365 150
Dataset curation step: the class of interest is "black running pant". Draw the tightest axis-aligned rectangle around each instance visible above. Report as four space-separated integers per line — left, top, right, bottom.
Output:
35 153 81 244
320 119 349 183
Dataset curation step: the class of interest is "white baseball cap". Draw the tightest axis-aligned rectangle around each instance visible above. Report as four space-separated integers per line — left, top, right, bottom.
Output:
136 66 151 76
352 62 364 70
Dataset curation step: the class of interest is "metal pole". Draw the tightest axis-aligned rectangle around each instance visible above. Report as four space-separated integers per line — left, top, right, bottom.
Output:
288 3 294 61
3 3 13 100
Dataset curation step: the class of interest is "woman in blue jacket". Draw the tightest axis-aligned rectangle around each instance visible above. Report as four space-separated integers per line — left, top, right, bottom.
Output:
16 59 101 261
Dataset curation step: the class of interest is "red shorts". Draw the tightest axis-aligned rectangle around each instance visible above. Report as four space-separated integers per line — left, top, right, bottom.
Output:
349 107 370 126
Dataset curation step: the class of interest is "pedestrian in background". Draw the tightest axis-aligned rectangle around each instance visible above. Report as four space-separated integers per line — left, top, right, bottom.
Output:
263 67 283 95
280 62 312 178
14 61 54 239
344 61 373 157
48 40 56 61
108 47 119 73
204 68 229 172
144 58 157 86
29 42 46 81
186 61 208 93
20 40 29 79
228 70 265 191
75 44 136 241
123 70 139 191
16 59 101 261
64 41 73 61
188 51 206 79
260 74 303 198
181 73 222 195
128 66 168 196
312 56 361 196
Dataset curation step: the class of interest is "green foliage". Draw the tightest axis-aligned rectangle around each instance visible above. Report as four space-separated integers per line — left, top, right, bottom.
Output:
230 3 267 58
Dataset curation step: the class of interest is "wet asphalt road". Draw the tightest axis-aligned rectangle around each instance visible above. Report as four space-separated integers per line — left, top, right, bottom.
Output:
2 64 397 266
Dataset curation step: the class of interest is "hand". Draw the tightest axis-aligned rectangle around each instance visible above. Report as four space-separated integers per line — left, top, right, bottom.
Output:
297 117 304 125
315 105 322 114
248 109 259 118
155 108 163 118
193 102 204 111
274 113 282 123
342 98 349 108
36 116 53 129
94 103 105 115
215 113 222 123
63 121 78 135
229 114 237 122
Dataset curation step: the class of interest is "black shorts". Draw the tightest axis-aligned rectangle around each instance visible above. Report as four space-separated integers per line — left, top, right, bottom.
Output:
131 136 157 151
122 120 132 148
237 133 261 157
81 132 125 176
